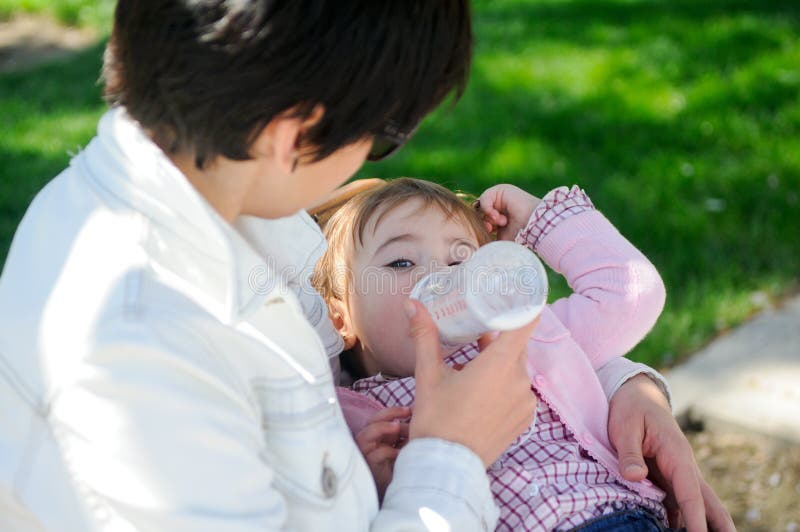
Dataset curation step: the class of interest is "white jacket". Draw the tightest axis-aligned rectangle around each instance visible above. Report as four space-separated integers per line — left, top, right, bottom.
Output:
0 108 666 531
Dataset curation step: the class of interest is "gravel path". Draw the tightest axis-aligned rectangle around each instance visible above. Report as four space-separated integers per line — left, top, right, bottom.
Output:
687 429 800 532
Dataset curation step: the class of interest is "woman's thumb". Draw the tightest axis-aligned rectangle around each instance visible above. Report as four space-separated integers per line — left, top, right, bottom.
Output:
613 426 649 482
405 299 443 387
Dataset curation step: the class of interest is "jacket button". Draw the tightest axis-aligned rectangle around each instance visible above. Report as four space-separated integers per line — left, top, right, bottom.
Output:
534 375 547 387
321 465 337 498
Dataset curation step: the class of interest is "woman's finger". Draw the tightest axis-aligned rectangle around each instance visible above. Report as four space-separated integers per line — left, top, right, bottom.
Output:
407 299 446 391
608 402 649 482
410 298 538 467
671 465 706 532
474 317 539 367
476 331 499 352
700 474 735 531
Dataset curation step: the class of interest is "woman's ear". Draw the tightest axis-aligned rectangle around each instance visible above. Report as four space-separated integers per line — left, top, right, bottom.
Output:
250 105 325 175
328 297 357 350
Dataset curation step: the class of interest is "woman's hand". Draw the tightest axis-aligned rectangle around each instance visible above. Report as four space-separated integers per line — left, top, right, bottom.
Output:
476 184 541 241
406 299 538 468
355 406 410 502
609 374 736 532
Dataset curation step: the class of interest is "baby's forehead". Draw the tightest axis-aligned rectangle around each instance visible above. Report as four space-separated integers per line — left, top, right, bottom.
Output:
357 197 474 248
365 198 428 231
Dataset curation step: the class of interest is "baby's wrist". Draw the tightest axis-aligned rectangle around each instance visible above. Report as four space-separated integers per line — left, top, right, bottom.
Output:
515 185 594 250
520 196 542 222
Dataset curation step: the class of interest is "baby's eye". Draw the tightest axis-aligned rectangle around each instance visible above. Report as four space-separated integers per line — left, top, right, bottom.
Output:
448 260 463 267
386 258 415 269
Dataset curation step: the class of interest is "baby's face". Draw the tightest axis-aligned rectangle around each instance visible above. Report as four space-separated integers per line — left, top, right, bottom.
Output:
346 199 479 378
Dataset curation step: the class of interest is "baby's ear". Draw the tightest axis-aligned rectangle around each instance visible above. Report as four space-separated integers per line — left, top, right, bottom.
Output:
328 298 357 350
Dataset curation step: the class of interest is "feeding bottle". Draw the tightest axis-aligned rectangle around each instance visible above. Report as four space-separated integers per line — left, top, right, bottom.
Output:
409 240 548 349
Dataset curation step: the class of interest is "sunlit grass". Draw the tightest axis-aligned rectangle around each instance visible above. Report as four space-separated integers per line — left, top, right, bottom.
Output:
0 42 106 251
361 0 800 366
0 0 114 28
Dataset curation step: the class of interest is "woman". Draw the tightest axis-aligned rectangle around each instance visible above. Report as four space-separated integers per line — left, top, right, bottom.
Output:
0 1 732 530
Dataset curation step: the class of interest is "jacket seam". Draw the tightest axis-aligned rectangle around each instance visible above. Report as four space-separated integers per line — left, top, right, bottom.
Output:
11 412 46 505
0 350 45 415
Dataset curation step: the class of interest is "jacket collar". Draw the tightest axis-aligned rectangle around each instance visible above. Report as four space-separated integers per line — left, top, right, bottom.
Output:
74 107 327 323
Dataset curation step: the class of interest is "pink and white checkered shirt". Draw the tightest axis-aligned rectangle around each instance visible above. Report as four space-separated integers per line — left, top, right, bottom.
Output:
351 186 667 531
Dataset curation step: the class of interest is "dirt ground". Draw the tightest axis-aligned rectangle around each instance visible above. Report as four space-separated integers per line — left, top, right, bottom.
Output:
0 14 96 73
686 428 800 531
3 13 799 532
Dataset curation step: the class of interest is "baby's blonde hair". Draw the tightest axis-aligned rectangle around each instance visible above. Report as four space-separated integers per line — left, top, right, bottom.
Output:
312 178 492 303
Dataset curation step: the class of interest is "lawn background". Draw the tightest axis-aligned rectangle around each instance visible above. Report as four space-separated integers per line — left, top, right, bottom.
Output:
1 0 798 367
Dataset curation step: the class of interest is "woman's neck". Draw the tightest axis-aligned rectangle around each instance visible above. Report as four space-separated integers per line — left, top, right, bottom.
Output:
169 151 250 224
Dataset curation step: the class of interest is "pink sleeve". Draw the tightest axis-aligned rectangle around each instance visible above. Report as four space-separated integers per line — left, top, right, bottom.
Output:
519 191 666 369
336 386 384 437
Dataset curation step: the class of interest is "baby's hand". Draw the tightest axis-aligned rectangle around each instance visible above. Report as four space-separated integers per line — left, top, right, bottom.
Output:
354 405 410 501
476 184 541 241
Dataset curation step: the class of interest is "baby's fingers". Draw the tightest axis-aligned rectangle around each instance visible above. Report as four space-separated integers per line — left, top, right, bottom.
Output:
477 203 507 228
477 187 510 222
492 212 508 227
368 406 411 424
366 444 400 466
355 420 404 453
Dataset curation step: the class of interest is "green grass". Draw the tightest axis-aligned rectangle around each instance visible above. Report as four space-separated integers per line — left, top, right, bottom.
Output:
361 0 800 367
0 41 107 256
0 0 114 28
1 0 799 367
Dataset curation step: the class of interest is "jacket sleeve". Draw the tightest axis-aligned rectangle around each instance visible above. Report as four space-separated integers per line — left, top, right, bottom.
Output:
375 439 499 531
517 188 666 370
338 385 499 531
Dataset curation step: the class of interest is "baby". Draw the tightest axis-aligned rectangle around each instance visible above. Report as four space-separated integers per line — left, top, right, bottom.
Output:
313 178 672 531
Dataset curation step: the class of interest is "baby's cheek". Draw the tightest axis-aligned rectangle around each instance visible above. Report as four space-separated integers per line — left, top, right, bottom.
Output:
369 297 413 346
372 295 409 337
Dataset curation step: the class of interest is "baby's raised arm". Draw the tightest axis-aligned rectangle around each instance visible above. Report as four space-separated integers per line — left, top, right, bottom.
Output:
478 184 665 369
